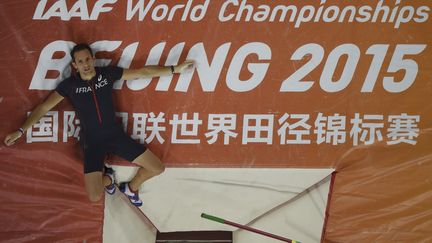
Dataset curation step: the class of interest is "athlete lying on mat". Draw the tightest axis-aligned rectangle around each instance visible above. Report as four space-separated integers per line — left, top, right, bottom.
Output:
4 43 194 206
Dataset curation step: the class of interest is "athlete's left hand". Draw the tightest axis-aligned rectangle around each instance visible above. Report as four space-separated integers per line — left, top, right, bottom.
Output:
174 61 195 74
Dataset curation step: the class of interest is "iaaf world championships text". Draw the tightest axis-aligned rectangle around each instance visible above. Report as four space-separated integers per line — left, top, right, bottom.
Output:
33 0 430 28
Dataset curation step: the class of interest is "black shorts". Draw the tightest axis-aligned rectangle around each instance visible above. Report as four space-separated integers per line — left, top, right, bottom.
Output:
82 130 146 174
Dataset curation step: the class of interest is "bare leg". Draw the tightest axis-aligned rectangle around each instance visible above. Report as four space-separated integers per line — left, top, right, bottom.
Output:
103 175 111 186
84 171 112 202
129 149 165 191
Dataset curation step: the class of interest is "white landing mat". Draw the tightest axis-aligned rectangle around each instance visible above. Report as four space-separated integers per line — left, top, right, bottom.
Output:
103 167 334 243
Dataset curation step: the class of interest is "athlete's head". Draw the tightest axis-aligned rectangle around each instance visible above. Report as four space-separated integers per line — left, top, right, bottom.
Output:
70 43 96 80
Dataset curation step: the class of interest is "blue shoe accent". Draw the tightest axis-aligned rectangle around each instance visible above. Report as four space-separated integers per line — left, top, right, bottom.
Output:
119 182 143 207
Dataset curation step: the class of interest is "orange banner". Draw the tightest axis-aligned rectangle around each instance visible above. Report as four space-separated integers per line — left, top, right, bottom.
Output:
1 1 431 242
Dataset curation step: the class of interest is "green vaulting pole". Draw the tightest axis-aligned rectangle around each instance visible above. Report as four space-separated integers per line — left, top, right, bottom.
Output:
201 213 300 243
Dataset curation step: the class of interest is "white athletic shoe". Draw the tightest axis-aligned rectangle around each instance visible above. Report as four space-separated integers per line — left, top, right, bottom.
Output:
119 182 143 207
104 166 116 195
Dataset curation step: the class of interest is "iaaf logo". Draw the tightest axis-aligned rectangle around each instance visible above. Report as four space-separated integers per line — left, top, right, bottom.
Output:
30 40 271 92
33 0 117 20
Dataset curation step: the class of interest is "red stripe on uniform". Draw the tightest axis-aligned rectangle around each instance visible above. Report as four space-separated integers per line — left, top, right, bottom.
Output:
91 84 102 124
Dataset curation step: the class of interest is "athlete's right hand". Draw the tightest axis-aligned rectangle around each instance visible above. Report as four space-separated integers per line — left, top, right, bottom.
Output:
4 131 22 146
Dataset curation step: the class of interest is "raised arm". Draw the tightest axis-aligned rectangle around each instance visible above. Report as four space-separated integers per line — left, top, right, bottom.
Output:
4 91 64 146
121 60 195 80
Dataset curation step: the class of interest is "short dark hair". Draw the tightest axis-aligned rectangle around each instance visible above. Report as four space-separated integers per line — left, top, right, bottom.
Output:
70 43 93 62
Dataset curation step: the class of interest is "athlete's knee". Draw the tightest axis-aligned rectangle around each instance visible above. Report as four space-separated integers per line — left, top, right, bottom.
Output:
153 163 165 175
139 163 164 176
84 171 105 202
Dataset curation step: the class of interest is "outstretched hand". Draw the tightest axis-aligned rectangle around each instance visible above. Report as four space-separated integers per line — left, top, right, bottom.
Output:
4 131 22 146
175 61 195 74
